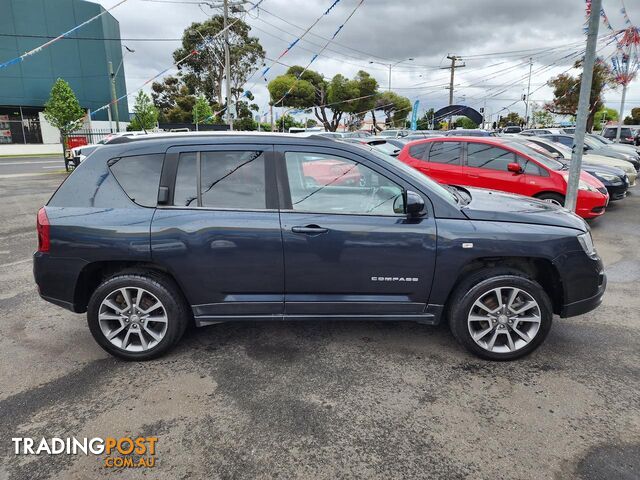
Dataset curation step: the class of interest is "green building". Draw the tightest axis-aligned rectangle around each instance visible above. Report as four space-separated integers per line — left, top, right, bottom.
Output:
0 0 128 144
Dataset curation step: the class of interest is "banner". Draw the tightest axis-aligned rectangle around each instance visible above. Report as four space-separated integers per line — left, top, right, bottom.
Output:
410 100 420 130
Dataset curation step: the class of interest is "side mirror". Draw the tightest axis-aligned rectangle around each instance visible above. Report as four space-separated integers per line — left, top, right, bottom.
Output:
405 190 425 216
507 162 523 174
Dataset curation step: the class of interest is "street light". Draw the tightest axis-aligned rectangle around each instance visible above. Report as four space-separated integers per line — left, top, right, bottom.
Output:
109 44 135 133
370 58 414 92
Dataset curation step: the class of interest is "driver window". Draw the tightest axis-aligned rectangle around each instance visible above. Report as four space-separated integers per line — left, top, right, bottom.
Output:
284 152 405 215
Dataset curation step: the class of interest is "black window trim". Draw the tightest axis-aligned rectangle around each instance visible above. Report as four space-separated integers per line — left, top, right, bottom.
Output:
160 144 278 212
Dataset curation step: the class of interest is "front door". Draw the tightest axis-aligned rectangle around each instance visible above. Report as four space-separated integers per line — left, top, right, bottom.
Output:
276 146 437 316
463 142 523 193
151 144 284 320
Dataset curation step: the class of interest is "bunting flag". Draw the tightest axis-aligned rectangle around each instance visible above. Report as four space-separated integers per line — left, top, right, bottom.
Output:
244 0 344 98
0 0 129 70
90 0 266 117
270 0 366 108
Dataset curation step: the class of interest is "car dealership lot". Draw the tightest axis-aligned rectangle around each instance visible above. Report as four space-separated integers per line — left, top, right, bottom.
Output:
0 171 638 479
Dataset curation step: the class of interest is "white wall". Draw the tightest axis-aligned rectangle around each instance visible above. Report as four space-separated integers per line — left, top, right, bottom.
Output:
38 113 60 144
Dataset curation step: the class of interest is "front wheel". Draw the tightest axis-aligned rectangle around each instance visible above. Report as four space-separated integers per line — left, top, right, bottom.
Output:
87 273 188 360
448 270 553 361
536 192 565 207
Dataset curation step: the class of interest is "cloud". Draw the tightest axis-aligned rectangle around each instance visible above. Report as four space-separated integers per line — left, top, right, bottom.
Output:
93 0 640 123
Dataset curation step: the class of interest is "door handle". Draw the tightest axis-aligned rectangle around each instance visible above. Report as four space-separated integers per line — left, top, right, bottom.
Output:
291 225 329 235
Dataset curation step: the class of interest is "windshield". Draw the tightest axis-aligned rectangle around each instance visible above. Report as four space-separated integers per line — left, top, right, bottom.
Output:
358 146 459 205
589 134 611 144
502 141 565 170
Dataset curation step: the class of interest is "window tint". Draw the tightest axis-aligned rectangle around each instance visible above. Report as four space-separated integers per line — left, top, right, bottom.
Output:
200 151 265 209
521 160 543 176
285 152 404 215
466 144 515 170
110 154 163 207
428 142 460 164
173 151 266 209
555 136 572 147
174 152 197 206
408 143 428 159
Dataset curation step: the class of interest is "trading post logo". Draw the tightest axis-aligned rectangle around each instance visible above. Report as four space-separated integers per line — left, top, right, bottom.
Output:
12 437 158 468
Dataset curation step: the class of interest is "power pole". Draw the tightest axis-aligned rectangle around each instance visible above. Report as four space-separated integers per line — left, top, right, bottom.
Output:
108 61 120 132
524 57 533 128
566 0 602 212
615 60 630 142
223 0 233 131
442 55 465 128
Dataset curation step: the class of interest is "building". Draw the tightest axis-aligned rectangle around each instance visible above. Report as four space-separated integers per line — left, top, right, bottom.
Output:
0 0 128 145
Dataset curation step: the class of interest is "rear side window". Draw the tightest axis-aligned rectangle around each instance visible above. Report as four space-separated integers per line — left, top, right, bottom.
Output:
408 143 428 159
110 154 164 207
173 150 266 209
466 144 515 171
428 142 460 164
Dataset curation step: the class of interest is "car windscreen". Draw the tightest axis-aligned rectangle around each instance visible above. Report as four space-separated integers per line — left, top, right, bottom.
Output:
502 141 565 170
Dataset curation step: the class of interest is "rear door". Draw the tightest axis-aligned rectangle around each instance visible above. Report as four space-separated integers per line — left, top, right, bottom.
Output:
423 141 463 184
276 145 437 316
151 144 284 320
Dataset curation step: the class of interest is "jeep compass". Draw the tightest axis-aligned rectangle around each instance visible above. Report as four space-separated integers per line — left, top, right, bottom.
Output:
34 133 606 361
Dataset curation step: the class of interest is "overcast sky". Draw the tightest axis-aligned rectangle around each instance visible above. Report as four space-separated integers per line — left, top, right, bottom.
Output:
94 0 640 124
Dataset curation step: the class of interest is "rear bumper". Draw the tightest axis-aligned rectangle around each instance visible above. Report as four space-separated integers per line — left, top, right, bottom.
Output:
33 252 86 313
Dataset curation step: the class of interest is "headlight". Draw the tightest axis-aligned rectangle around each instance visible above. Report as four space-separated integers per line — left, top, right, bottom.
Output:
578 180 597 192
597 173 623 184
577 232 596 256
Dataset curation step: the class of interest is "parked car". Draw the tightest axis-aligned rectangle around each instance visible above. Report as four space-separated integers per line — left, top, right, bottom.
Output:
601 126 639 145
398 136 609 219
502 125 522 134
378 129 409 138
34 133 606 361
588 133 640 157
342 138 406 156
446 129 495 137
315 132 346 139
519 135 637 187
68 131 148 170
540 134 640 171
510 137 630 200
343 131 372 139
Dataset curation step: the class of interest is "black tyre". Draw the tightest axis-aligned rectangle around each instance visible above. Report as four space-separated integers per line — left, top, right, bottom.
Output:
448 269 553 361
536 192 565 207
87 272 188 360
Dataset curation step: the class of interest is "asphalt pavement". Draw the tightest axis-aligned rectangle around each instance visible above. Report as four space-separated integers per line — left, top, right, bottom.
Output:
0 171 638 480
0 156 66 177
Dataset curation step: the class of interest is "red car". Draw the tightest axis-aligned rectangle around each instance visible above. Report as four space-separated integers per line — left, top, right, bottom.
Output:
302 158 362 186
398 137 609 219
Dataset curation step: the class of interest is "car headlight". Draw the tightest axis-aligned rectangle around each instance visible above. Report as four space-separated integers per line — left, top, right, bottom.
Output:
578 180 597 192
577 232 596 256
597 172 623 185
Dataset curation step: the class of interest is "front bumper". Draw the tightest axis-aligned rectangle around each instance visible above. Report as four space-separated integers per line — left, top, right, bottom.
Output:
554 251 606 318
606 182 629 201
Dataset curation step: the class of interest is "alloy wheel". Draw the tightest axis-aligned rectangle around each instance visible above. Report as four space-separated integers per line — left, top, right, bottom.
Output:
467 287 542 354
98 287 168 352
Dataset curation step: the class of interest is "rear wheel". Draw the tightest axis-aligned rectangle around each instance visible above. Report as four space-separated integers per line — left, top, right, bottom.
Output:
87 273 188 360
448 269 553 361
536 192 565 207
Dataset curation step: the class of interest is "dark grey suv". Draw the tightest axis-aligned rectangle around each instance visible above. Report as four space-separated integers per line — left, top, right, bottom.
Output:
34 133 606 361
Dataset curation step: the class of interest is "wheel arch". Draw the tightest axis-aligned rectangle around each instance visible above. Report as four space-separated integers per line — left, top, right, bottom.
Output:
73 261 190 313
443 256 564 316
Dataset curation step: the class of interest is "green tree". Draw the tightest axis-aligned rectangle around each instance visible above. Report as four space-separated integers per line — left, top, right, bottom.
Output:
416 108 436 130
306 118 318 128
372 91 411 129
499 112 525 128
532 107 554 127
151 74 202 123
545 58 613 131
193 95 215 125
623 107 640 125
268 67 380 132
129 91 159 131
233 99 259 130
174 17 265 105
43 79 85 143
454 116 478 129
593 107 618 127
276 114 304 132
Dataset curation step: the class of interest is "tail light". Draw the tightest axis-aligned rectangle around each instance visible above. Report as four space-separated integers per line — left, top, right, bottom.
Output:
37 207 50 253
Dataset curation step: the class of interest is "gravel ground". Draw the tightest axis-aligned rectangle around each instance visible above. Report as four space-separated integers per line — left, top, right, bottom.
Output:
0 173 638 480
